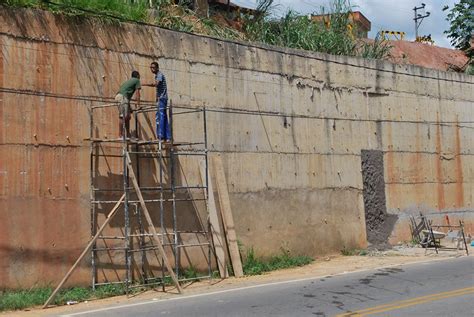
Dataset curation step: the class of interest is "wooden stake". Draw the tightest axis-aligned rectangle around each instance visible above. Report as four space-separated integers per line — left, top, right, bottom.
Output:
43 194 125 308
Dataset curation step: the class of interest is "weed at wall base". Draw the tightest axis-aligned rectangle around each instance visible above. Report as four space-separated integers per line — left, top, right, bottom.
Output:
340 246 368 256
0 284 126 312
242 247 313 276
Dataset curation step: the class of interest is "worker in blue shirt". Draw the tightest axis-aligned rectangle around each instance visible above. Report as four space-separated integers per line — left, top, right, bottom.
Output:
144 61 170 142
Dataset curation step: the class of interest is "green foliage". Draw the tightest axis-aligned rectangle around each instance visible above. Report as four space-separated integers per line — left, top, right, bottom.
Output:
466 63 474 75
5 0 149 22
243 247 313 276
182 265 199 279
152 3 242 39
443 0 473 57
3 0 392 60
0 287 51 311
4 0 38 7
357 36 393 60
340 247 367 256
91 284 126 298
245 9 354 56
0 285 126 312
244 0 391 59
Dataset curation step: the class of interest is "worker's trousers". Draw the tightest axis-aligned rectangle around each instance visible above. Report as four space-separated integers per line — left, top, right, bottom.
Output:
156 97 171 141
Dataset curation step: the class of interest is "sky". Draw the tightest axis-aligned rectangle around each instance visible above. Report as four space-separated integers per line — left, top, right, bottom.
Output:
232 0 458 48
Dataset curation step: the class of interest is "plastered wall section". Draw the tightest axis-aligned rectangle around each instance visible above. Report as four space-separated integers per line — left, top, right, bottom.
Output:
0 7 473 287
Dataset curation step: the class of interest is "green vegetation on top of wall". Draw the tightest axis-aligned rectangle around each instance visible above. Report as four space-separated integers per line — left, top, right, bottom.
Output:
3 0 391 60
5 0 149 21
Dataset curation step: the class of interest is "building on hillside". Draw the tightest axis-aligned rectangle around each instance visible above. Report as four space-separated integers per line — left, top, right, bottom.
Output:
184 0 257 19
311 11 371 38
209 0 257 16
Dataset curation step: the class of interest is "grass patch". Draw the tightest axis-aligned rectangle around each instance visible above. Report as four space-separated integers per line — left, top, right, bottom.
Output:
340 247 367 256
0 288 51 311
182 264 200 279
0 284 126 312
5 0 149 22
243 247 313 276
3 0 392 60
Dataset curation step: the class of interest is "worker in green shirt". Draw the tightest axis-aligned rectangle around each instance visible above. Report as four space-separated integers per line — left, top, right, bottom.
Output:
115 70 141 138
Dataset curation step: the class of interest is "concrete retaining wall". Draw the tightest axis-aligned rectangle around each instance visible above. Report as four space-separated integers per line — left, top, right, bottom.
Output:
0 7 472 288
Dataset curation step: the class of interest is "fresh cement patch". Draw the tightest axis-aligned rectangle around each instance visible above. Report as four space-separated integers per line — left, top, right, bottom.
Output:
361 150 398 249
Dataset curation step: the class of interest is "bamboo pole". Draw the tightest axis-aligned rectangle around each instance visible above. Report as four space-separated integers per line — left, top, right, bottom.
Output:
43 194 125 308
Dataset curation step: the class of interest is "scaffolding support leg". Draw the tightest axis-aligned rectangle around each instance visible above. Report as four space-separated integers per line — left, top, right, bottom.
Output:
125 152 183 293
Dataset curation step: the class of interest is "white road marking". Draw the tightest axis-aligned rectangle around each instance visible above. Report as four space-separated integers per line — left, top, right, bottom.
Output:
60 256 463 316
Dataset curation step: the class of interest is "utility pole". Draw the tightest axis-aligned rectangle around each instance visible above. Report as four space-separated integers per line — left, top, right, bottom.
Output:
413 3 430 40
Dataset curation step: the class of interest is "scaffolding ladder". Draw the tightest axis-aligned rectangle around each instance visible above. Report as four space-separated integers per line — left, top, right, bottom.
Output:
89 101 212 292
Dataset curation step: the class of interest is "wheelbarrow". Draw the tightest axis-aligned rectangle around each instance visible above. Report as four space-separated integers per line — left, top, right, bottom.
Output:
420 229 446 248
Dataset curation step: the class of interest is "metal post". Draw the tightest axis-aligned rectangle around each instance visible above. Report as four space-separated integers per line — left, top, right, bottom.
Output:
159 129 165 291
414 6 418 39
203 107 208 199
135 110 147 283
460 221 469 255
170 100 179 278
203 107 211 279
89 102 97 290
123 126 131 293
413 3 430 41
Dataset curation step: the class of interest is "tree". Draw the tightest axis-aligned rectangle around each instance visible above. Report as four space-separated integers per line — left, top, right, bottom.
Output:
443 0 473 57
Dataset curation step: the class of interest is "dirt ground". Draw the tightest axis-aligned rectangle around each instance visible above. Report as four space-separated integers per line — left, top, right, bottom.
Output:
3 245 472 317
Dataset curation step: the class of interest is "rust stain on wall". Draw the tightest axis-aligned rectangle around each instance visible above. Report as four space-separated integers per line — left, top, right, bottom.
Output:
0 36 4 145
454 117 464 207
435 113 446 210
0 7 473 288
384 117 397 207
412 123 423 200
0 37 9 284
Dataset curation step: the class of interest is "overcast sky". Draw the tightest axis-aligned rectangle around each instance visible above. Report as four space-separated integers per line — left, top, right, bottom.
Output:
232 0 457 48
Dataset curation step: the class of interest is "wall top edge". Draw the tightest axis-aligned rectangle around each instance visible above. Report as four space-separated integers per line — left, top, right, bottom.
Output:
1 5 473 84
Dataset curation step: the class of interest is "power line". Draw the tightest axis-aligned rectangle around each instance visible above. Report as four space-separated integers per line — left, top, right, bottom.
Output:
413 3 431 39
1 87 473 128
2 31 472 88
3 39 472 105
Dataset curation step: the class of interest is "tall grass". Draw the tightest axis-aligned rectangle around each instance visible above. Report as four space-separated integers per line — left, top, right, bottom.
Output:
245 0 391 59
0 284 126 312
4 0 391 59
152 3 242 39
5 0 149 21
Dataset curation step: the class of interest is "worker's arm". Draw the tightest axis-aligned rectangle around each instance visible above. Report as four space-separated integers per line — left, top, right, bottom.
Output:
144 79 159 87
135 88 141 110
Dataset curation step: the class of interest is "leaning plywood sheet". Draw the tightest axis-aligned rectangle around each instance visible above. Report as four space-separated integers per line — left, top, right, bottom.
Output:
213 155 244 277
199 160 229 278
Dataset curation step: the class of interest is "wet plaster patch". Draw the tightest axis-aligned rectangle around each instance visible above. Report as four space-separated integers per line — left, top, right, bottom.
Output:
361 150 398 248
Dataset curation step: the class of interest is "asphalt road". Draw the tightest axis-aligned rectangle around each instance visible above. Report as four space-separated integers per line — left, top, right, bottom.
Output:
60 257 474 317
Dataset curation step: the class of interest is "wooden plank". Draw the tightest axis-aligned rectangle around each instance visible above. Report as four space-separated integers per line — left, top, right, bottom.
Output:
199 159 229 278
43 194 125 308
213 155 244 277
126 153 183 293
